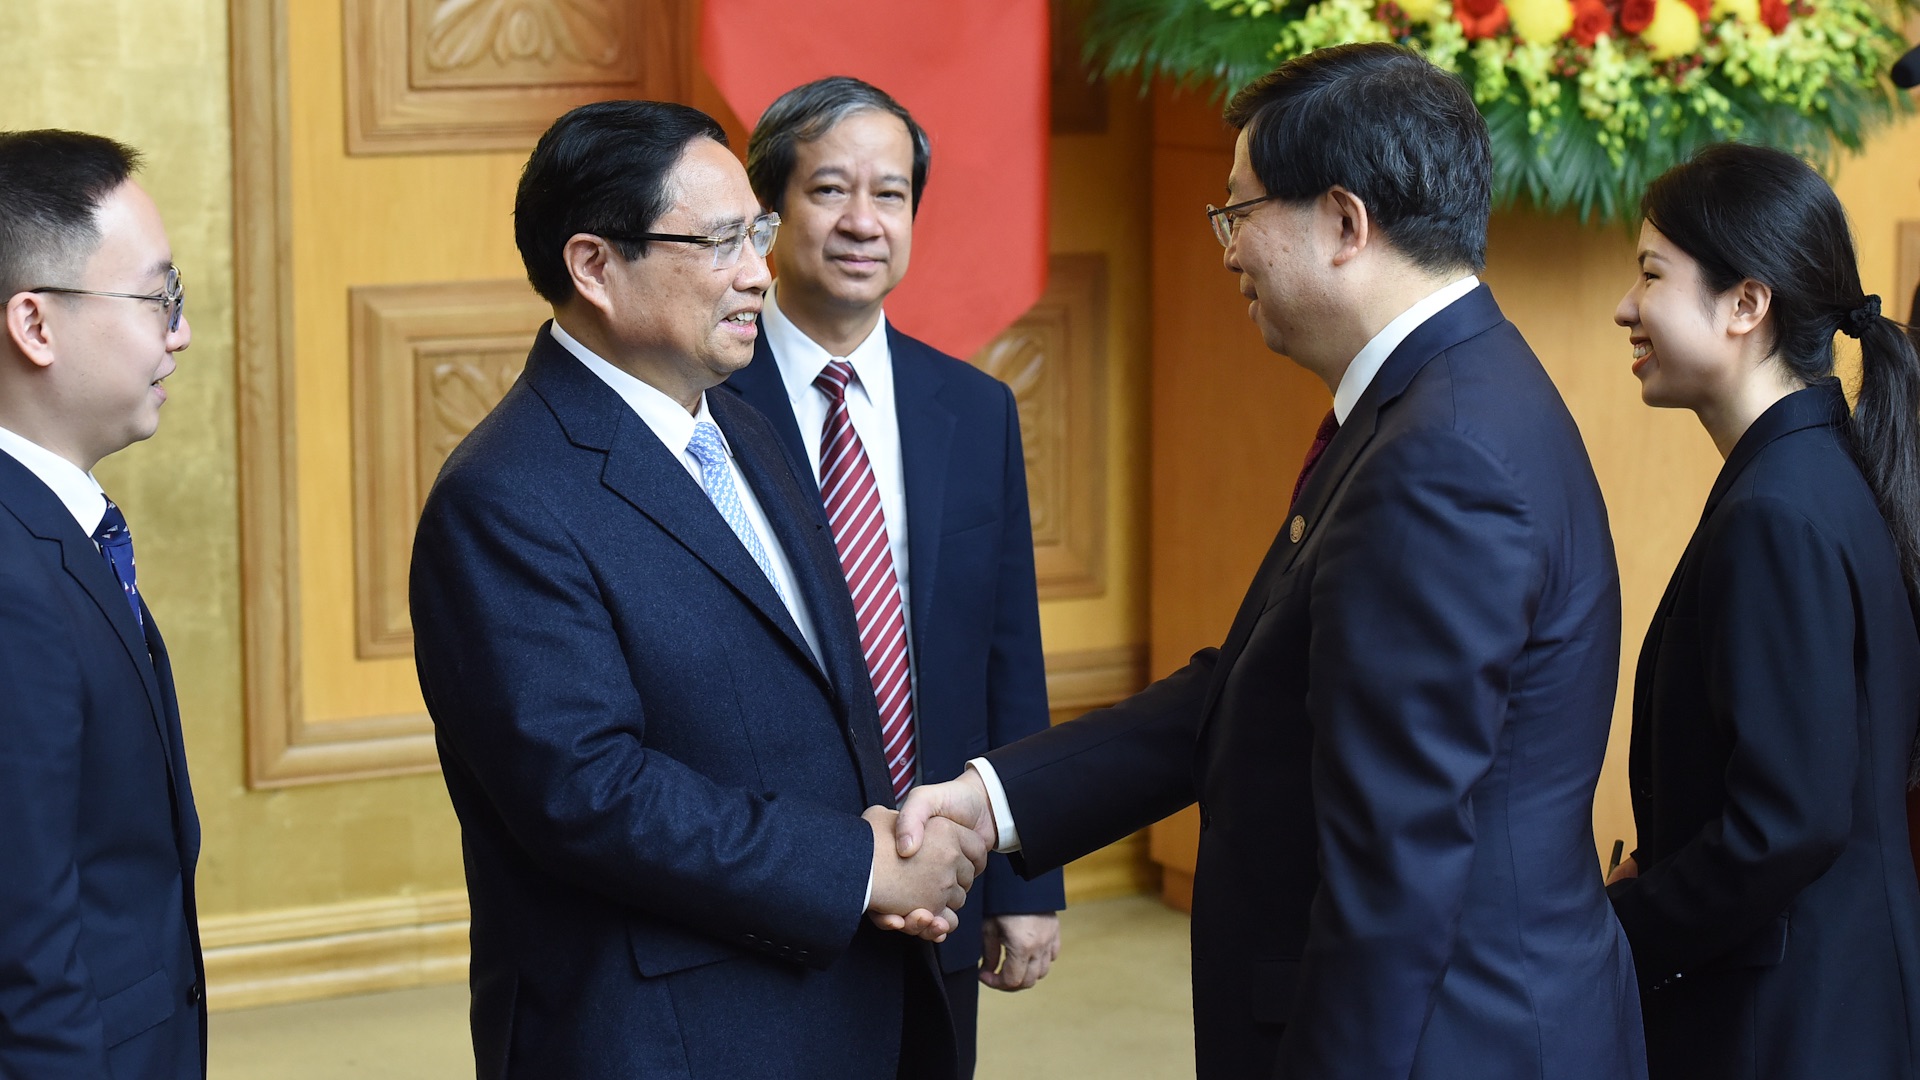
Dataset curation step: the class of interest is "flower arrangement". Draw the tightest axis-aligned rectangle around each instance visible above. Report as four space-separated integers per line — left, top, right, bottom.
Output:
1085 0 1915 221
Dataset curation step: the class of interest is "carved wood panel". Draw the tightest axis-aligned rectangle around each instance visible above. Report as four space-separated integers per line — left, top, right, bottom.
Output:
1899 221 1920 328
346 0 692 154
351 281 548 659
973 253 1110 599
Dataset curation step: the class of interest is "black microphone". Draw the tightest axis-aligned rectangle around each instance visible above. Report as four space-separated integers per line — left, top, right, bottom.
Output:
1896 43 1920 90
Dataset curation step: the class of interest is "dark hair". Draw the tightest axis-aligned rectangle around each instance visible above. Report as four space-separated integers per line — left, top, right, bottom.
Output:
0 130 142 300
514 100 729 305
1643 144 1920 592
1644 144 1920 781
1224 43 1490 275
745 76 931 217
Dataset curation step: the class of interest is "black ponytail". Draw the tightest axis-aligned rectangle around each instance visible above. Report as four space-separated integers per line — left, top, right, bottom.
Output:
1643 144 1920 784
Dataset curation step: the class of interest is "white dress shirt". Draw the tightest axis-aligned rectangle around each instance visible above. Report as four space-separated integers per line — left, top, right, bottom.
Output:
0 424 108 535
759 284 914 636
549 321 823 667
969 274 1482 853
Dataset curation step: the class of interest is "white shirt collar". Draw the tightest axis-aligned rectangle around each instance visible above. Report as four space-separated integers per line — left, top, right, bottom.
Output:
548 320 729 459
0 424 107 534
760 283 894 408
1332 275 1480 424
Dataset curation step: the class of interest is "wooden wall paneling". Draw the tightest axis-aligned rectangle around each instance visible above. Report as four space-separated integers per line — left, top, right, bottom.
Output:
344 0 693 155
1050 0 1108 134
1899 221 1920 325
973 253 1110 599
351 281 549 659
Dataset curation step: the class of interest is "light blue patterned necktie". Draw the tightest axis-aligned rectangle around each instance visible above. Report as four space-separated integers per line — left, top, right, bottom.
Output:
685 421 788 604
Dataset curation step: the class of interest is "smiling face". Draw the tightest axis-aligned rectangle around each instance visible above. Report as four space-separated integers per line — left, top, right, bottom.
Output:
1221 129 1330 367
1614 221 1749 411
35 180 190 468
601 137 770 399
767 109 915 327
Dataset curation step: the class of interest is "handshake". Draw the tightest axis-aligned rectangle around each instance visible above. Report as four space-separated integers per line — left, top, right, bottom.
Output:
862 768 997 942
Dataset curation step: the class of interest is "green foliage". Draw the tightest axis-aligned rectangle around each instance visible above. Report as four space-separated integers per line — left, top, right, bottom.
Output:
1084 0 1915 223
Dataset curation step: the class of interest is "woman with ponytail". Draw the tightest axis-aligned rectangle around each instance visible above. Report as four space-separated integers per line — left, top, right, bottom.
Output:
1604 142 1920 1080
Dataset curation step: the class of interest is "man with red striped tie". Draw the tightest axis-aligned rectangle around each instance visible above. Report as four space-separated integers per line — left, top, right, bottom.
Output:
722 76 1064 1078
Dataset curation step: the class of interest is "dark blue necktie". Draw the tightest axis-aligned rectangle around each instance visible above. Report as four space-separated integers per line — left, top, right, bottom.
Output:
93 498 144 630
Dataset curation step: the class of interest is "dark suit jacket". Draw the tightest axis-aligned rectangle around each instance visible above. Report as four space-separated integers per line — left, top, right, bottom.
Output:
720 324 1065 976
983 287 1645 1080
410 327 955 1080
1608 381 1920 1080
0 452 203 1079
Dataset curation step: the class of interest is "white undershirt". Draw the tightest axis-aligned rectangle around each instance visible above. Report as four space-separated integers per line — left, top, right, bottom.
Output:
969 274 1481 852
0 424 108 535
549 322 822 668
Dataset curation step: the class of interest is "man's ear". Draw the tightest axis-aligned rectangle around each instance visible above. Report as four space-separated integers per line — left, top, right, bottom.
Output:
563 234 621 319
5 292 57 369
1326 187 1373 267
1724 278 1772 339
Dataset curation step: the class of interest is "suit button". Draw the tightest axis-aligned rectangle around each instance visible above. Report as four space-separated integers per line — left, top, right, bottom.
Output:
187 982 203 1006
1198 805 1212 830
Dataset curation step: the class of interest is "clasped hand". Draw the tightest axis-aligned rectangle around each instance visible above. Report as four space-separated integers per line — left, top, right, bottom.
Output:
863 768 999 942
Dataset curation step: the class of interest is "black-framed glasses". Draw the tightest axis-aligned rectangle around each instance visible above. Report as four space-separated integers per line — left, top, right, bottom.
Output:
603 212 780 269
27 264 185 333
1205 196 1277 247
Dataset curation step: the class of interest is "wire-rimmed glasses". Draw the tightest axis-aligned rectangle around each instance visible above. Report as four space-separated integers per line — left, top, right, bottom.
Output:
27 264 185 333
603 212 781 269
1204 196 1278 248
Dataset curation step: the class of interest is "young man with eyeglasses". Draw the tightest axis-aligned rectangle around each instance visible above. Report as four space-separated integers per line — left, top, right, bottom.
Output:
0 130 203 1079
409 100 978 1079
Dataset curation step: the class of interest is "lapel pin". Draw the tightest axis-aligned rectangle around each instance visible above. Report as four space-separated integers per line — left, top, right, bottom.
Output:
1289 515 1306 543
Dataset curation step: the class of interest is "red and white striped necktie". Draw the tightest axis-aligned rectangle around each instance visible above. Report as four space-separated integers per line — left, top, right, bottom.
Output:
814 360 916 802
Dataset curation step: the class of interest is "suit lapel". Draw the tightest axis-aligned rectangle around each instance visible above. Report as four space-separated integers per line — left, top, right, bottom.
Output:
889 329 957 662
719 335 821 501
1194 285 1508 736
526 334 826 687
0 454 181 806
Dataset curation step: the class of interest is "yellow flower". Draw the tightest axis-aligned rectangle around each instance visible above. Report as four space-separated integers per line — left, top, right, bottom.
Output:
1508 0 1575 42
1396 0 1443 22
1642 0 1703 58
1712 0 1759 22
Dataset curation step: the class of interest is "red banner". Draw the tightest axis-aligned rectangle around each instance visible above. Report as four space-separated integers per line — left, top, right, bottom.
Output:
701 0 1050 360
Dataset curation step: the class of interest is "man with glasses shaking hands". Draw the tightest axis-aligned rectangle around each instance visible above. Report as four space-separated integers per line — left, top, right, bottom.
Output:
897 44 1643 1079
409 101 978 1079
0 130 203 1079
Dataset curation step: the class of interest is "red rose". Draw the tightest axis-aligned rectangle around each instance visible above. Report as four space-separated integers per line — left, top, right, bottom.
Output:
1571 0 1614 44
1457 0 1510 39
1680 0 1711 19
1618 0 1655 33
1759 0 1790 32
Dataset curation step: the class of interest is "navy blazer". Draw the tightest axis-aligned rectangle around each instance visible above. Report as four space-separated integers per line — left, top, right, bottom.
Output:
1609 381 1920 1080
720 324 1065 975
410 328 955 1080
0 452 203 1079
983 287 1646 1079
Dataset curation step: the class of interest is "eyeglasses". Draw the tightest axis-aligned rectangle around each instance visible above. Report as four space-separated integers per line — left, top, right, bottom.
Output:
27 264 185 333
1205 196 1278 248
602 212 781 270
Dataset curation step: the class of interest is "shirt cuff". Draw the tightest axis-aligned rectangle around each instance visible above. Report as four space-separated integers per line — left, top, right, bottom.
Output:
863 865 873 912
966 758 1022 853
